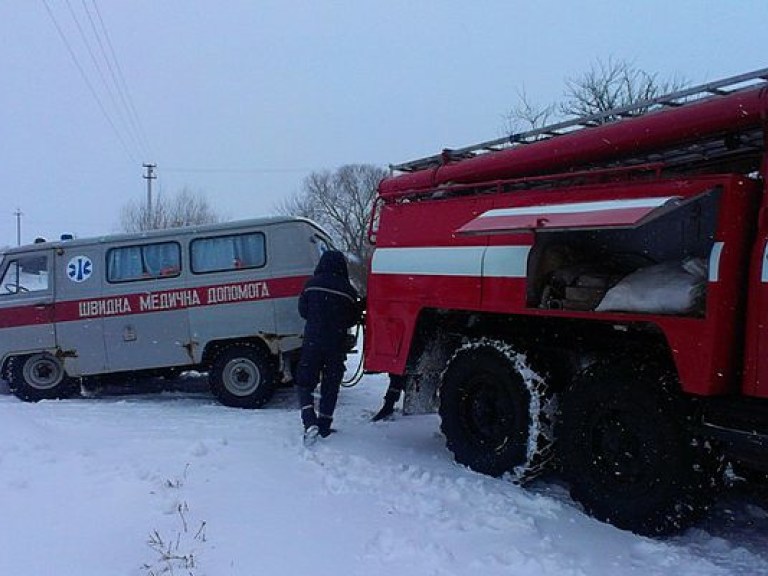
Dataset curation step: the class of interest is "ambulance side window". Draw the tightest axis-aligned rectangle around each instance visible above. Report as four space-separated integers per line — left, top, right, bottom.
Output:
107 242 181 283
1 255 49 295
191 232 266 274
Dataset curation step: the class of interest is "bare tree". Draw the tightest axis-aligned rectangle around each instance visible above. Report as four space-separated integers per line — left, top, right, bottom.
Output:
503 87 557 137
506 58 687 133
277 164 387 291
120 187 221 233
561 57 687 121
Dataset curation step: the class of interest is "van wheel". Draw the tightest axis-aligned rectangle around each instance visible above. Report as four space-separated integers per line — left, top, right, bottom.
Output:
209 344 276 408
557 358 714 535
439 339 554 482
8 353 79 402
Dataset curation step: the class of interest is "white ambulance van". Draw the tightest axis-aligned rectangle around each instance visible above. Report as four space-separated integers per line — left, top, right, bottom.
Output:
0 217 334 408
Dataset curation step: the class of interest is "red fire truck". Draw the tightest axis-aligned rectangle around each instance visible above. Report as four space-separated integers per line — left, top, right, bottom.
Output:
364 68 768 535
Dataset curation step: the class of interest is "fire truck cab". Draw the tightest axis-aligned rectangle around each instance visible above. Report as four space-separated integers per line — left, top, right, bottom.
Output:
364 69 768 534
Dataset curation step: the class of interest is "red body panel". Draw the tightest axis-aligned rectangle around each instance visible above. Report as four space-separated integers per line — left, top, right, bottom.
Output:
742 206 768 399
366 170 764 398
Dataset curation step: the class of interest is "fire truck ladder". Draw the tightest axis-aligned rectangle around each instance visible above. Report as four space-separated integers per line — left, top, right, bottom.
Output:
393 67 768 173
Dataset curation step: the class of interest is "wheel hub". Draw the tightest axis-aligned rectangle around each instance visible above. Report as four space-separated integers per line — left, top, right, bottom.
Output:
591 411 647 484
23 356 63 390
463 375 513 447
224 359 261 396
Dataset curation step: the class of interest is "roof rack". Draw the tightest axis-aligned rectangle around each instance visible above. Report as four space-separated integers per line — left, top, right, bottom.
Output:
392 68 768 173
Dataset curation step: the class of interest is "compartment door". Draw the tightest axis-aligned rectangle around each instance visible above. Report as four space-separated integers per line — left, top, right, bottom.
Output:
457 195 689 235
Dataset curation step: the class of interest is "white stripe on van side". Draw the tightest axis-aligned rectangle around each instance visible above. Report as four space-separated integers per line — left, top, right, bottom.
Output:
371 246 529 278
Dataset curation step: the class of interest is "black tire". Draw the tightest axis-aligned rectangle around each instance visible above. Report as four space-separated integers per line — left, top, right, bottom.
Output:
209 344 276 408
558 358 714 535
7 353 80 402
439 340 554 482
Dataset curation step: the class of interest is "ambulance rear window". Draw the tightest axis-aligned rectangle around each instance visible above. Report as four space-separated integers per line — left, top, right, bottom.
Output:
191 232 266 274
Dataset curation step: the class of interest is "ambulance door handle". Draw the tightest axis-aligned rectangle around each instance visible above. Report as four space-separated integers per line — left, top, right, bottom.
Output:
34 302 52 310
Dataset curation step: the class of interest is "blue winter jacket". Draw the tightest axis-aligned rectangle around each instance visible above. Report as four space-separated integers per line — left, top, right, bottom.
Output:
298 250 360 350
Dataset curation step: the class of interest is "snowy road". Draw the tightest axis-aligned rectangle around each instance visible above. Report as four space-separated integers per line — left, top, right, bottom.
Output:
0 373 766 576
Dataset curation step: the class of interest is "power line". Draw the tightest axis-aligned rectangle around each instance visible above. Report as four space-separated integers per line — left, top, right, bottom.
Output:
63 0 146 160
163 166 317 174
41 0 138 164
87 0 154 158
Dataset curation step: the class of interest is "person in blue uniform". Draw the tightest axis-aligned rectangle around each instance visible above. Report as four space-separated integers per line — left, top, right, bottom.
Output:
295 250 360 443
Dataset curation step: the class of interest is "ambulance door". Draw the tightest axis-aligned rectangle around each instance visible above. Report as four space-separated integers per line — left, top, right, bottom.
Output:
54 243 107 376
187 229 276 354
0 249 56 355
101 239 192 372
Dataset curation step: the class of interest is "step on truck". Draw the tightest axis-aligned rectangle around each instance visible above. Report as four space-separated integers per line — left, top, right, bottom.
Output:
0 217 334 408
364 68 768 535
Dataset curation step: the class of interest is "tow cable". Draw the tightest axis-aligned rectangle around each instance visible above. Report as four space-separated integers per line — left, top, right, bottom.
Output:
342 322 365 388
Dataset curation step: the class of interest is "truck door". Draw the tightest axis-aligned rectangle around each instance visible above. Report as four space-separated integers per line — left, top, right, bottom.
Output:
746 198 768 399
53 244 108 376
101 240 192 372
0 249 56 355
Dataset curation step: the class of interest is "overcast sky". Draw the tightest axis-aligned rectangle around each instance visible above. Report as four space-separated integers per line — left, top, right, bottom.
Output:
1 1 766 247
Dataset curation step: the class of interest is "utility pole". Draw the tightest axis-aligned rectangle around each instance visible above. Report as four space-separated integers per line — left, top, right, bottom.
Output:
14 208 22 246
142 163 157 226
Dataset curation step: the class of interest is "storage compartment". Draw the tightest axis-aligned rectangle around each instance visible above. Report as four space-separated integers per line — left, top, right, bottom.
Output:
527 189 720 316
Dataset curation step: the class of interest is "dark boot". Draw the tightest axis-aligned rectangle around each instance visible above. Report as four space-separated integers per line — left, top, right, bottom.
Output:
371 389 400 422
318 416 335 438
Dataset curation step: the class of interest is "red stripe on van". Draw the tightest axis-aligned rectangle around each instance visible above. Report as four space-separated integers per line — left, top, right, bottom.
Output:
0 304 54 329
0 275 309 328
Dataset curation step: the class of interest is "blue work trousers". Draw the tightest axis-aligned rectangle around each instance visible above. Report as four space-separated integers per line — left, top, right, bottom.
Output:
295 342 346 429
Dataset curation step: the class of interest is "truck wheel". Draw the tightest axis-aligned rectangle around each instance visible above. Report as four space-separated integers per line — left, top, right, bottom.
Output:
557 358 713 535
7 353 79 402
439 340 554 482
209 344 276 409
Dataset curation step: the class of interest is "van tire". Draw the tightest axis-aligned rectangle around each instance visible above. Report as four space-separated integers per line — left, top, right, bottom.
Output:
7 353 79 402
209 344 276 408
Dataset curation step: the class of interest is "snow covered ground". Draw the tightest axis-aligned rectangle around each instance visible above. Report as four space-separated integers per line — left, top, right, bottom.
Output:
0 369 767 576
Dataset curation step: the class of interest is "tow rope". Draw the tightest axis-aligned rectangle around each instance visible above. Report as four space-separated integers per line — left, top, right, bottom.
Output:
342 322 365 387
